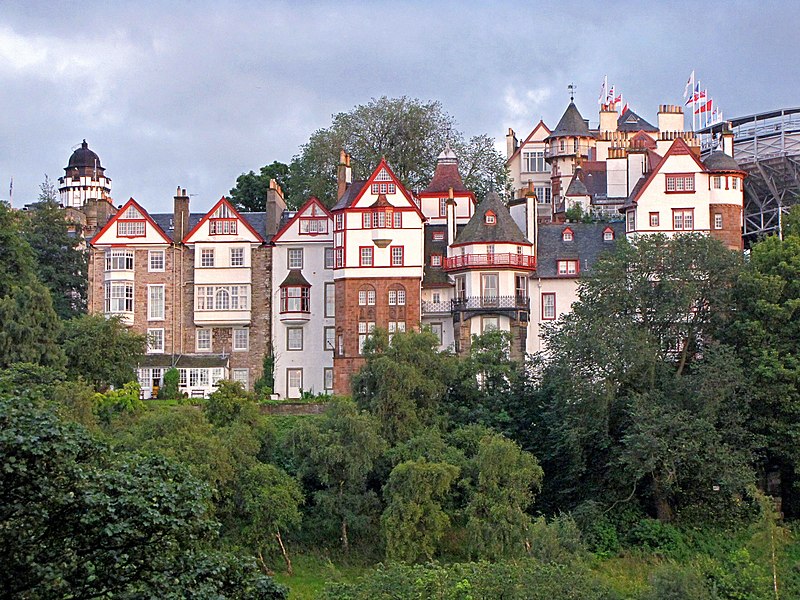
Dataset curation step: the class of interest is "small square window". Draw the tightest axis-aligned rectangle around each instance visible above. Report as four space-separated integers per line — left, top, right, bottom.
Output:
649 212 659 228
288 248 303 270
147 328 164 353
714 213 723 229
200 249 215 267
149 250 165 272
230 247 245 267
431 255 442 267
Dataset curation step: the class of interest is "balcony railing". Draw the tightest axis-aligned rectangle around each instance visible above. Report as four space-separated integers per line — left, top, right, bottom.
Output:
444 253 536 271
452 295 530 312
546 143 593 158
421 300 452 314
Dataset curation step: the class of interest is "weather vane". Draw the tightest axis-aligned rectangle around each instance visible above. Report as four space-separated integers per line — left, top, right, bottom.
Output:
568 83 576 102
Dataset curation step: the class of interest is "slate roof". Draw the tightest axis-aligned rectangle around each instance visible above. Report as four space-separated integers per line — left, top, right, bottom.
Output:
703 151 743 172
279 269 311 287
331 181 367 211
453 190 530 245
565 169 590 197
536 221 626 277
582 161 608 197
149 212 270 242
545 102 594 140
422 224 461 288
138 354 230 369
617 109 658 132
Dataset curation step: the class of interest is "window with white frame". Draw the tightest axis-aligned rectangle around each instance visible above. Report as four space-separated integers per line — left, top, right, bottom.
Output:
196 328 212 352
200 248 215 267
362 212 372 228
627 210 636 232
359 286 376 306
232 369 249 389
233 328 249 351
439 198 447 217
324 368 333 391
562 229 574 242
713 176 722 189
148 285 165 320
287 327 303 351
360 247 373 267
714 213 723 229
358 321 375 354
324 247 335 269
188 368 209 387
117 220 146 237
287 248 303 269
672 209 694 230
431 255 442 267
324 327 335 351
649 212 660 227
105 249 134 271
146 328 164 353
104 281 134 313
557 260 578 275
482 316 499 332
535 186 552 204
391 246 404 266
732 177 739 190
433 231 445 241
287 368 302 393
430 322 443 344
195 285 249 310
603 228 614 241
281 286 310 312
523 150 546 173
665 174 695 192
542 293 556 320
230 247 245 267
149 250 165 272
325 283 335 317
211 368 224 386
209 219 237 235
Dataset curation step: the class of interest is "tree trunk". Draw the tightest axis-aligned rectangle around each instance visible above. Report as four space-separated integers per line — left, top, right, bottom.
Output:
275 529 293 576
256 550 274 576
341 518 350 553
652 479 674 522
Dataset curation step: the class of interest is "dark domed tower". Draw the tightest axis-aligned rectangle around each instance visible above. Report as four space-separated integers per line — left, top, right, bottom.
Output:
58 140 112 208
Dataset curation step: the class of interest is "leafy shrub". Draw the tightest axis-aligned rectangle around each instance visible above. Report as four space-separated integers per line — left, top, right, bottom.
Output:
528 514 586 564
626 518 687 558
204 380 257 427
158 367 180 400
572 502 621 557
93 381 144 424
641 563 713 600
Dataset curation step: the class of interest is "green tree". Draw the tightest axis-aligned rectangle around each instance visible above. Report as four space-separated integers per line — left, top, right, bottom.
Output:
381 459 459 563
288 96 508 207
159 366 181 399
61 313 146 389
465 434 543 559
228 161 291 212
204 379 260 427
286 398 386 551
0 395 286 599
353 329 455 444
235 463 303 575
23 177 88 319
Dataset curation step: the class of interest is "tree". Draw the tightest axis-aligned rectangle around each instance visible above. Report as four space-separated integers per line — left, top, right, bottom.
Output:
352 329 455 444
286 399 386 551
0 394 287 599
228 161 291 212
381 459 459 563
288 96 508 207
22 177 88 319
531 234 752 520
465 434 543 560
61 313 146 389
204 379 260 427
235 463 304 575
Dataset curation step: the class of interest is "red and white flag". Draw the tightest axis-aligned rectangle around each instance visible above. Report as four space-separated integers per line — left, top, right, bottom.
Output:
694 98 713 114
683 70 695 100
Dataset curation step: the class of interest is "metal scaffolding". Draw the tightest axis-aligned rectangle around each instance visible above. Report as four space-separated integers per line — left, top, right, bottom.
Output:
700 107 800 246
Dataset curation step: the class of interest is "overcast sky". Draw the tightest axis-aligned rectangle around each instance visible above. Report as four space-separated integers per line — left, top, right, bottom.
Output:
1 0 797 213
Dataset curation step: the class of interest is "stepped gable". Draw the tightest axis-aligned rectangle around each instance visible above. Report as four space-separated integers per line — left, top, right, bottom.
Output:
617 109 658 132
545 102 594 140
703 151 744 172
536 222 625 277
422 146 470 194
331 180 367 211
454 190 529 245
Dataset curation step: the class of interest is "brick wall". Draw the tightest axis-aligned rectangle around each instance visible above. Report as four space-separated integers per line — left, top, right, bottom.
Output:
709 204 743 251
333 275 421 395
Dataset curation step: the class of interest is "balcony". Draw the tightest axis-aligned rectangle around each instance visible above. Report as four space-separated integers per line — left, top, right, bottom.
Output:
444 253 536 272
451 295 530 322
546 143 593 159
421 300 452 315
279 309 311 324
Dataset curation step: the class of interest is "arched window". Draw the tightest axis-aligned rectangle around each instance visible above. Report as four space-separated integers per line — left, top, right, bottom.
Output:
388 284 406 306
358 285 376 307
215 289 231 310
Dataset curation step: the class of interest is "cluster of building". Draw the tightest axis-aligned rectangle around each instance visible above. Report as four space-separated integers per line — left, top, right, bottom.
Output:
59 97 746 399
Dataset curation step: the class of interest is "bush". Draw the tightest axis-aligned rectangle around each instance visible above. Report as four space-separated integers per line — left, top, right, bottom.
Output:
641 563 713 600
528 514 586 564
158 367 180 400
93 381 144 424
572 502 621 557
626 519 687 558
204 380 258 427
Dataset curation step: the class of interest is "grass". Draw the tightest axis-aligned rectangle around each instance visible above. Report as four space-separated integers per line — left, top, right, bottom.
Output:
271 553 370 600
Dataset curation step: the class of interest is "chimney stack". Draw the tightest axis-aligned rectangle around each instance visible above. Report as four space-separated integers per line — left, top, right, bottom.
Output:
337 150 352 200
266 178 287 237
173 187 190 243
506 128 518 159
722 128 735 157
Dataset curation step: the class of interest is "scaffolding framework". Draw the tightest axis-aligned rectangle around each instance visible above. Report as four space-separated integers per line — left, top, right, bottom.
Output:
700 108 800 246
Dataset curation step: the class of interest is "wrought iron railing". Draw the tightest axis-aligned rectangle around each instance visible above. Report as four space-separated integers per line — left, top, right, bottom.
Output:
452 295 530 311
421 300 452 314
444 253 535 271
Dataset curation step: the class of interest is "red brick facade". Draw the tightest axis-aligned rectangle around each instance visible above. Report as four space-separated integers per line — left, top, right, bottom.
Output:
708 204 743 251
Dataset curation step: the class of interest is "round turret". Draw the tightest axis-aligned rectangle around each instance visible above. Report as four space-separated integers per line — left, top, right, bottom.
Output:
67 139 103 170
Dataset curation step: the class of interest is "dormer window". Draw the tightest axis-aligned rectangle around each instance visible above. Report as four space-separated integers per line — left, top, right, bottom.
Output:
485 211 496 225
562 228 574 242
603 227 614 241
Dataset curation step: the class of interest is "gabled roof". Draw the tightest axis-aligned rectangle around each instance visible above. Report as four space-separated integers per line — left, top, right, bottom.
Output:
703 151 744 172
617 109 658 132
90 197 172 245
629 130 658 149
271 196 332 243
331 181 367 211
420 146 472 195
623 137 704 208
505 120 551 164
182 197 265 244
453 190 530 246
545 102 594 140
581 161 608 197
330 158 423 219
536 222 626 277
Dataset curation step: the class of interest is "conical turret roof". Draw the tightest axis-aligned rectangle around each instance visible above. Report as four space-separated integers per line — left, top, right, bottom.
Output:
421 144 469 194
546 102 594 139
454 190 529 245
